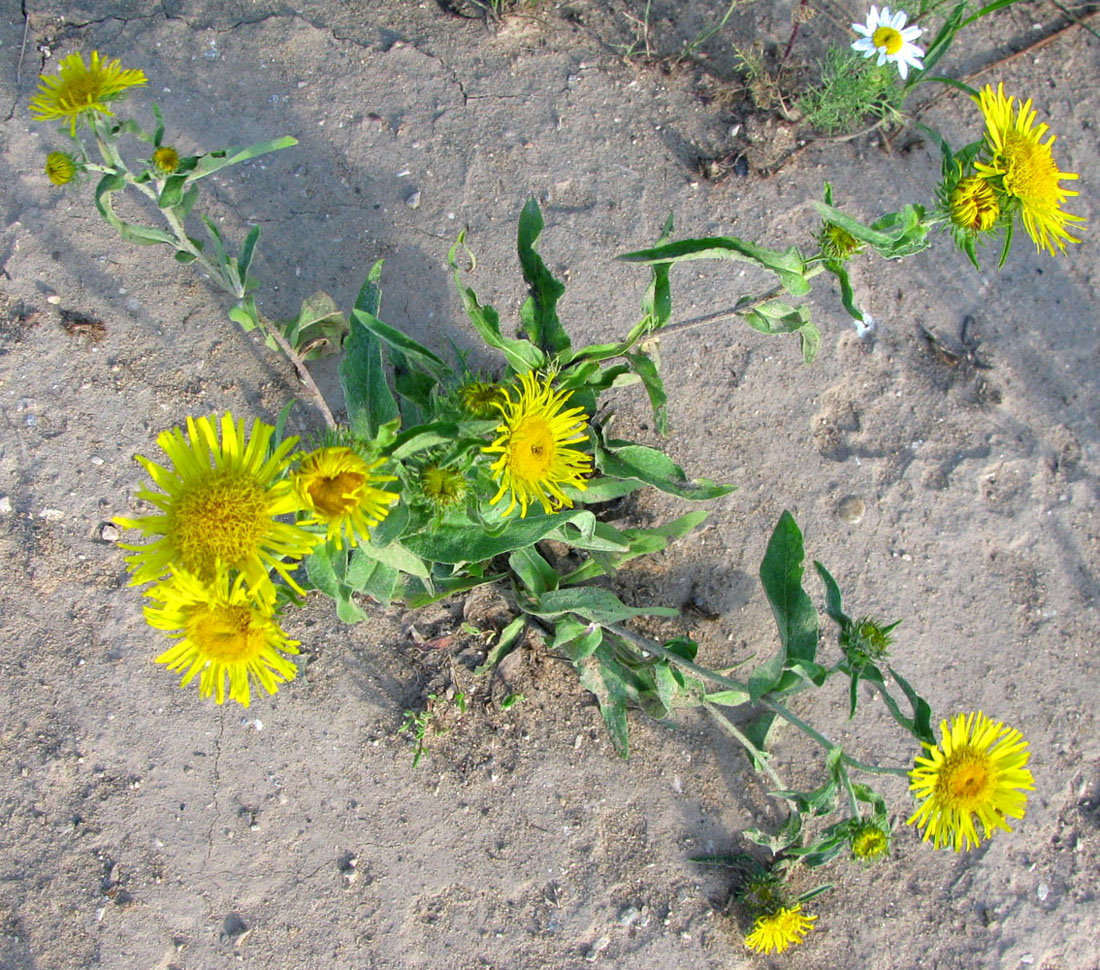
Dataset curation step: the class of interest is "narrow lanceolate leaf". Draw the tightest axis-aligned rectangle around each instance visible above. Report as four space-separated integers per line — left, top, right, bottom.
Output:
618 236 811 297
448 233 545 374
750 511 819 699
340 311 399 440
516 198 571 356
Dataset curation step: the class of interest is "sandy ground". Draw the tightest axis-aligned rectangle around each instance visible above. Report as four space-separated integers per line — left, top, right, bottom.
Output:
1 2 1098 968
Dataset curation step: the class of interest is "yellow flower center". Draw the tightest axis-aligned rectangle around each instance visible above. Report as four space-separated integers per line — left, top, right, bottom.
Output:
1001 132 1060 204
851 827 888 859
308 470 365 517
872 26 903 54
508 414 556 480
950 176 1000 233
171 473 270 577
187 604 263 663
153 146 180 174
937 748 994 810
58 73 100 110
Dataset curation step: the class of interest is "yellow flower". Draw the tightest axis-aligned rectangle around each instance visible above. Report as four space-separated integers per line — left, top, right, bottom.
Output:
45 151 76 186
115 412 317 595
458 380 505 417
907 711 1035 852
850 821 890 861
153 145 180 174
293 446 398 549
483 370 592 518
973 83 1084 255
744 904 817 955
29 50 147 135
949 175 1001 234
145 568 299 707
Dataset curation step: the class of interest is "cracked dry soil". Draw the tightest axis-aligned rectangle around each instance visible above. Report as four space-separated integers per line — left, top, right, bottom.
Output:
1 2 1098 968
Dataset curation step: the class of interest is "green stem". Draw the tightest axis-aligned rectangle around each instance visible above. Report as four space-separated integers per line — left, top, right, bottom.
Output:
703 703 787 791
607 623 910 778
653 262 828 340
84 117 337 429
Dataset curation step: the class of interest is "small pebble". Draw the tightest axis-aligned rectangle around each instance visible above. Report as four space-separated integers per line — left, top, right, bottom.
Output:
99 523 120 543
585 935 611 961
1037 882 1049 901
0 495 11 515
39 508 65 522
837 495 865 524
405 190 421 209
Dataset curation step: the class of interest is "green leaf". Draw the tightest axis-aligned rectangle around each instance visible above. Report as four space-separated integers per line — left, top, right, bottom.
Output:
516 197 571 356
813 201 930 260
619 236 811 298
550 617 603 662
740 300 821 364
750 511 819 699
474 615 528 675
509 546 559 596
813 560 851 629
340 311 399 440
361 562 399 607
527 587 678 625
403 507 597 563
642 212 675 328
305 545 341 599
349 307 450 381
177 136 298 183
95 172 177 247
624 350 669 433
577 651 633 758
821 258 867 328
449 233 545 374
740 710 780 771
355 259 384 316
595 439 735 501
887 664 935 745
279 291 349 359
352 539 429 580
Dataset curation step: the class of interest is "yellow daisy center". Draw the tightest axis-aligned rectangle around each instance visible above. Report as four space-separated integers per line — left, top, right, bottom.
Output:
938 748 994 808
1001 132 1061 205
851 827 888 859
950 176 1000 233
308 470 365 517
171 473 269 576
508 414 556 480
188 604 264 664
872 26 903 54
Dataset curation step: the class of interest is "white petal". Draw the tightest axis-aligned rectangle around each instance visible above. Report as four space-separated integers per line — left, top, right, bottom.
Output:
896 59 909 79
852 22 872 35
901 25 923 40
876 50 889 66
852 38 874 53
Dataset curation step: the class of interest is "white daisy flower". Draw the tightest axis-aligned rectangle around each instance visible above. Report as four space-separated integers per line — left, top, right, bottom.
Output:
851 6 925 80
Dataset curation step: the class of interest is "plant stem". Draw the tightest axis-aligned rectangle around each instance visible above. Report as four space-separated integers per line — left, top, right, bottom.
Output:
655 262 828 339
257 310 339 430
703 703 787 790
607 623 911 778
87 118 338 430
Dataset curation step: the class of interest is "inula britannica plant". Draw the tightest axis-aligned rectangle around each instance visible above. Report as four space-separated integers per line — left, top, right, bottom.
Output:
33 30 1066 953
